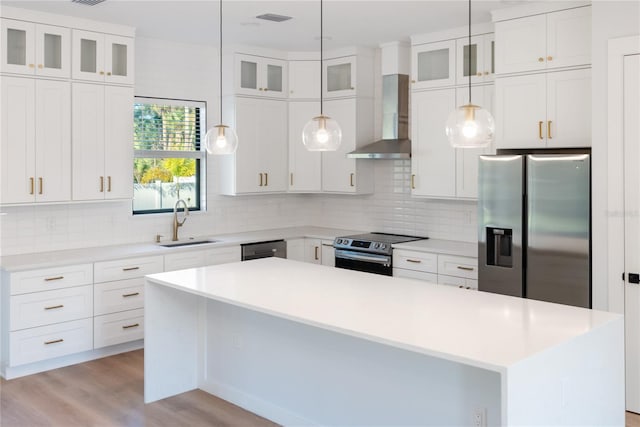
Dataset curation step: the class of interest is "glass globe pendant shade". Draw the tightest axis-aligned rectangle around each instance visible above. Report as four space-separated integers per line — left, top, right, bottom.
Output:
302 115 342 151
204 124 238 155
445 104 495 148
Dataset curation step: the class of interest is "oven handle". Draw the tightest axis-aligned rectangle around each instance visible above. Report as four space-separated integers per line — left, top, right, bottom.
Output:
335 249 391 265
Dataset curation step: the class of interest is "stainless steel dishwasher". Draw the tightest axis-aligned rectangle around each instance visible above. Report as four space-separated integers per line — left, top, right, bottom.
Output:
241 240 287 261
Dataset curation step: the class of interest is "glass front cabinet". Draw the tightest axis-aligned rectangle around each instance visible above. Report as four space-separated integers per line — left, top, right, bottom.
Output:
72 30 134 85
323 56 357 98
235 53 287 98
1 18 70 78
411 40 456 89
456 33 495 85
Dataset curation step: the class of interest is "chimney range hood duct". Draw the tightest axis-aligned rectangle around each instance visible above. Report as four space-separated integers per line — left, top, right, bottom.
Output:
347 74 410 159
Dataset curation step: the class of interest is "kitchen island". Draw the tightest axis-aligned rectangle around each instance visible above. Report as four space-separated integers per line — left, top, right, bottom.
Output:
144 258 623 426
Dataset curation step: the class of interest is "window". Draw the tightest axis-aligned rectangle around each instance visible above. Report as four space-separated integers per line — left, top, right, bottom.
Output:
133 97 206 214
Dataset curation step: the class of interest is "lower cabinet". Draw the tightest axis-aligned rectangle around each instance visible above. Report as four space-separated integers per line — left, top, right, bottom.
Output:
287 238 335 266
94 309 144 348
164 246 241 271
393 249 477 290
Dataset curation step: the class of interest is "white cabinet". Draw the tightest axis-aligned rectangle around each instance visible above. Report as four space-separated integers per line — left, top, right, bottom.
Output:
288 101 322 192
304 239 323 265
72 83 133 200
235 53 287 98
288 60 320 99
1 19 70 78
0 76 70 204
286 238 305 262
456 33 494 85
164 246 241 271
392 249 438 282
494 6 591 75
218 97 288 194
411 40 456 89
321 241 335 267
321 98 374 193
495 68 591 149
287 238 334 266
72 30 134 85
392 250 477 290
324 56 357 98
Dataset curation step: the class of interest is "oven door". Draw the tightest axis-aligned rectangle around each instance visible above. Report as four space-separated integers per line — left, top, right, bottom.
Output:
335 249 392 276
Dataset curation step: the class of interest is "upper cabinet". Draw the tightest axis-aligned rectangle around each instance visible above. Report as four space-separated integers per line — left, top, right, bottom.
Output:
456 33 494 85
288 60 320 99
1 19 70 78
494 6 591 75
72 30 134 85
235 53 287 98
411 40 456 89
323 56 356 98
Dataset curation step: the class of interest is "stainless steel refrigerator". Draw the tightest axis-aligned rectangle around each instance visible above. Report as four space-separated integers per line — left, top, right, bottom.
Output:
478 154 591 308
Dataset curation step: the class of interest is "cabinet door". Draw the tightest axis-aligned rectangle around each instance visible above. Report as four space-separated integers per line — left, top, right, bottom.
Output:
72 83 105 200
483 34 495 82
546 68 591 147
236 54 260 96
411 40 456 89
35 79 71 202
322 98 357 192
324 56 356 98
304 238 322 264
289 60 320 99
234 97 261 192
455 85 494 199
286 238 305 262
104 34 134 85
456 35 485 86
410 88 456 197
1 19 35 75
72 30 105 82
104 85 133 199
263 58 287 98
495 73 546 149
546 7 591 70
0 76 35 204
289 101 322 192
494 14 546 74
321 241 335 267
35 24 70 78
260 99 288 191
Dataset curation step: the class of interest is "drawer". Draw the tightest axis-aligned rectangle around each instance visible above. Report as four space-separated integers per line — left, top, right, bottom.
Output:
8 264 93 295
165 251 209 271
207 246 241 265
438 274 478 290
9 318 93 367
437 255 478 279
94 309 144 349
393 268 437 283
94 278 144 316
10 285 93 331
393 250 437 273
94 255 163 283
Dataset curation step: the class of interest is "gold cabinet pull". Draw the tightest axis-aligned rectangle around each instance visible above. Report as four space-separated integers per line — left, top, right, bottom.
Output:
44 276 64 281
122 323 140 329
28 63 35 68
107 71 112 76
547 56 553 61
44 338 63 345
484 71 489 75
107 176 112 192
476 72 482 77
350 173 354 187
315 246 319 261
30 177 35 195
259 173 263 187
99 71 105 75
290 173 293 186
264 172 268 186
411 80 416 83
38 177 43 195
100 176 104 192
538 121 544 140
407 259 422 264
538 57 544 62
411 174 416 190
44 304 64 310
38 64 43 69
547 121 552 139
122 292 140 298
122 266 140 272
457 266 474 271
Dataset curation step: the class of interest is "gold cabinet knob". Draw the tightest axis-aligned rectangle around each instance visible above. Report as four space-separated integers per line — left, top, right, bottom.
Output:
264 88 268 91
100 71 105 75
411 80 416 83
38 64 43 69
350 87 355 90
28 63 35 68
538 57 544 62
547 56 553 61
484 71 489 75
476 72 482 77
290 90 294 94
107 71 112 76
259 88 264 91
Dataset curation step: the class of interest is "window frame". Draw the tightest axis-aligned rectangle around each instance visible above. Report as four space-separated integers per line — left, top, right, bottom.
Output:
132 96 207 216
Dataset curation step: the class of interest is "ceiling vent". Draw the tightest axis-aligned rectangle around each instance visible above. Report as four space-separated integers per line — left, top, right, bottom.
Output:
72 0 106 5
255 13 292 23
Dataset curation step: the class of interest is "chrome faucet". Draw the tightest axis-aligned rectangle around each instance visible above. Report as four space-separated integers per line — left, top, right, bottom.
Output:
172 199 189 241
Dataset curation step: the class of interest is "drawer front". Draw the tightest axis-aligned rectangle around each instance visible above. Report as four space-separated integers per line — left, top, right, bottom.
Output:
94 255 163 283
393 268 438 283
10 285 93 331
438 274 477 290
164 251 209 272
393 250 437 273
94 309 144 349
207 246 241 265
94 278 144 316
9 264 93 295
9 318 93 367
438 255 478 279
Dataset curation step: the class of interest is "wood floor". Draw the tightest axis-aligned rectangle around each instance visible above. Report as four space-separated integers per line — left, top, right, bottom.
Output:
1 349 639 426
0 350 278 427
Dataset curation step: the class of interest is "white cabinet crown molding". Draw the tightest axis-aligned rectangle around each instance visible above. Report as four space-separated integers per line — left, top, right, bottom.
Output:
490 1 590 23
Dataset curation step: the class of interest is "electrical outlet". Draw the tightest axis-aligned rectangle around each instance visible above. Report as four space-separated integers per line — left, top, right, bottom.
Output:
473 408 486 427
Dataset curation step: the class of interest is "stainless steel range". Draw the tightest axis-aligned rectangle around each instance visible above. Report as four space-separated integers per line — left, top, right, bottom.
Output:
333 233 427 276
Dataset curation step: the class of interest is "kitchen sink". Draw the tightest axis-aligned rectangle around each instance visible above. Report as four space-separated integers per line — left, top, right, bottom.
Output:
159 239 219 248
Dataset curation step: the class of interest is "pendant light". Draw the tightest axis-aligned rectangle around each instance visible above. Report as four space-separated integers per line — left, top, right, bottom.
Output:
302 0 342 151
204 0 238 155
445 0 495 148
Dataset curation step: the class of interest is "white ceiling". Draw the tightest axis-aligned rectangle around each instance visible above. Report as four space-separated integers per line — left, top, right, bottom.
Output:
0 0 543 50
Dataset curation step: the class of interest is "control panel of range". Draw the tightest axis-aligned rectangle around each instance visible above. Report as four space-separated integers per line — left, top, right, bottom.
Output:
333 238 392 255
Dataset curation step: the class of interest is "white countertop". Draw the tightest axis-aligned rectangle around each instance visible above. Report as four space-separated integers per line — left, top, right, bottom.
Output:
146 257 620 373
0 226 360 272
393 238 477 257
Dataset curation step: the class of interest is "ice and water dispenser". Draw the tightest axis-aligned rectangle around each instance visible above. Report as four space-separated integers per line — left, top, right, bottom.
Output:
486 227 512 268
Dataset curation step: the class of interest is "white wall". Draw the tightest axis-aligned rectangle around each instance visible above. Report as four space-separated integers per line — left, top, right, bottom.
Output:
591 0 640 310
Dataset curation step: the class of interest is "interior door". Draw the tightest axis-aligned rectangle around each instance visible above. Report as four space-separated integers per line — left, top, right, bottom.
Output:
624 53 640 414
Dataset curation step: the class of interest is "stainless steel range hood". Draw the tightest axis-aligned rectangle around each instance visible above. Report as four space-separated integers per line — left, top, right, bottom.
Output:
347 74 410 159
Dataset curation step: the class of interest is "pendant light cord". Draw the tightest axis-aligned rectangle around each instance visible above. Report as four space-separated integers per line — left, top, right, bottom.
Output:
320 0 324 115
468 0 472 103
219 0 223 124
